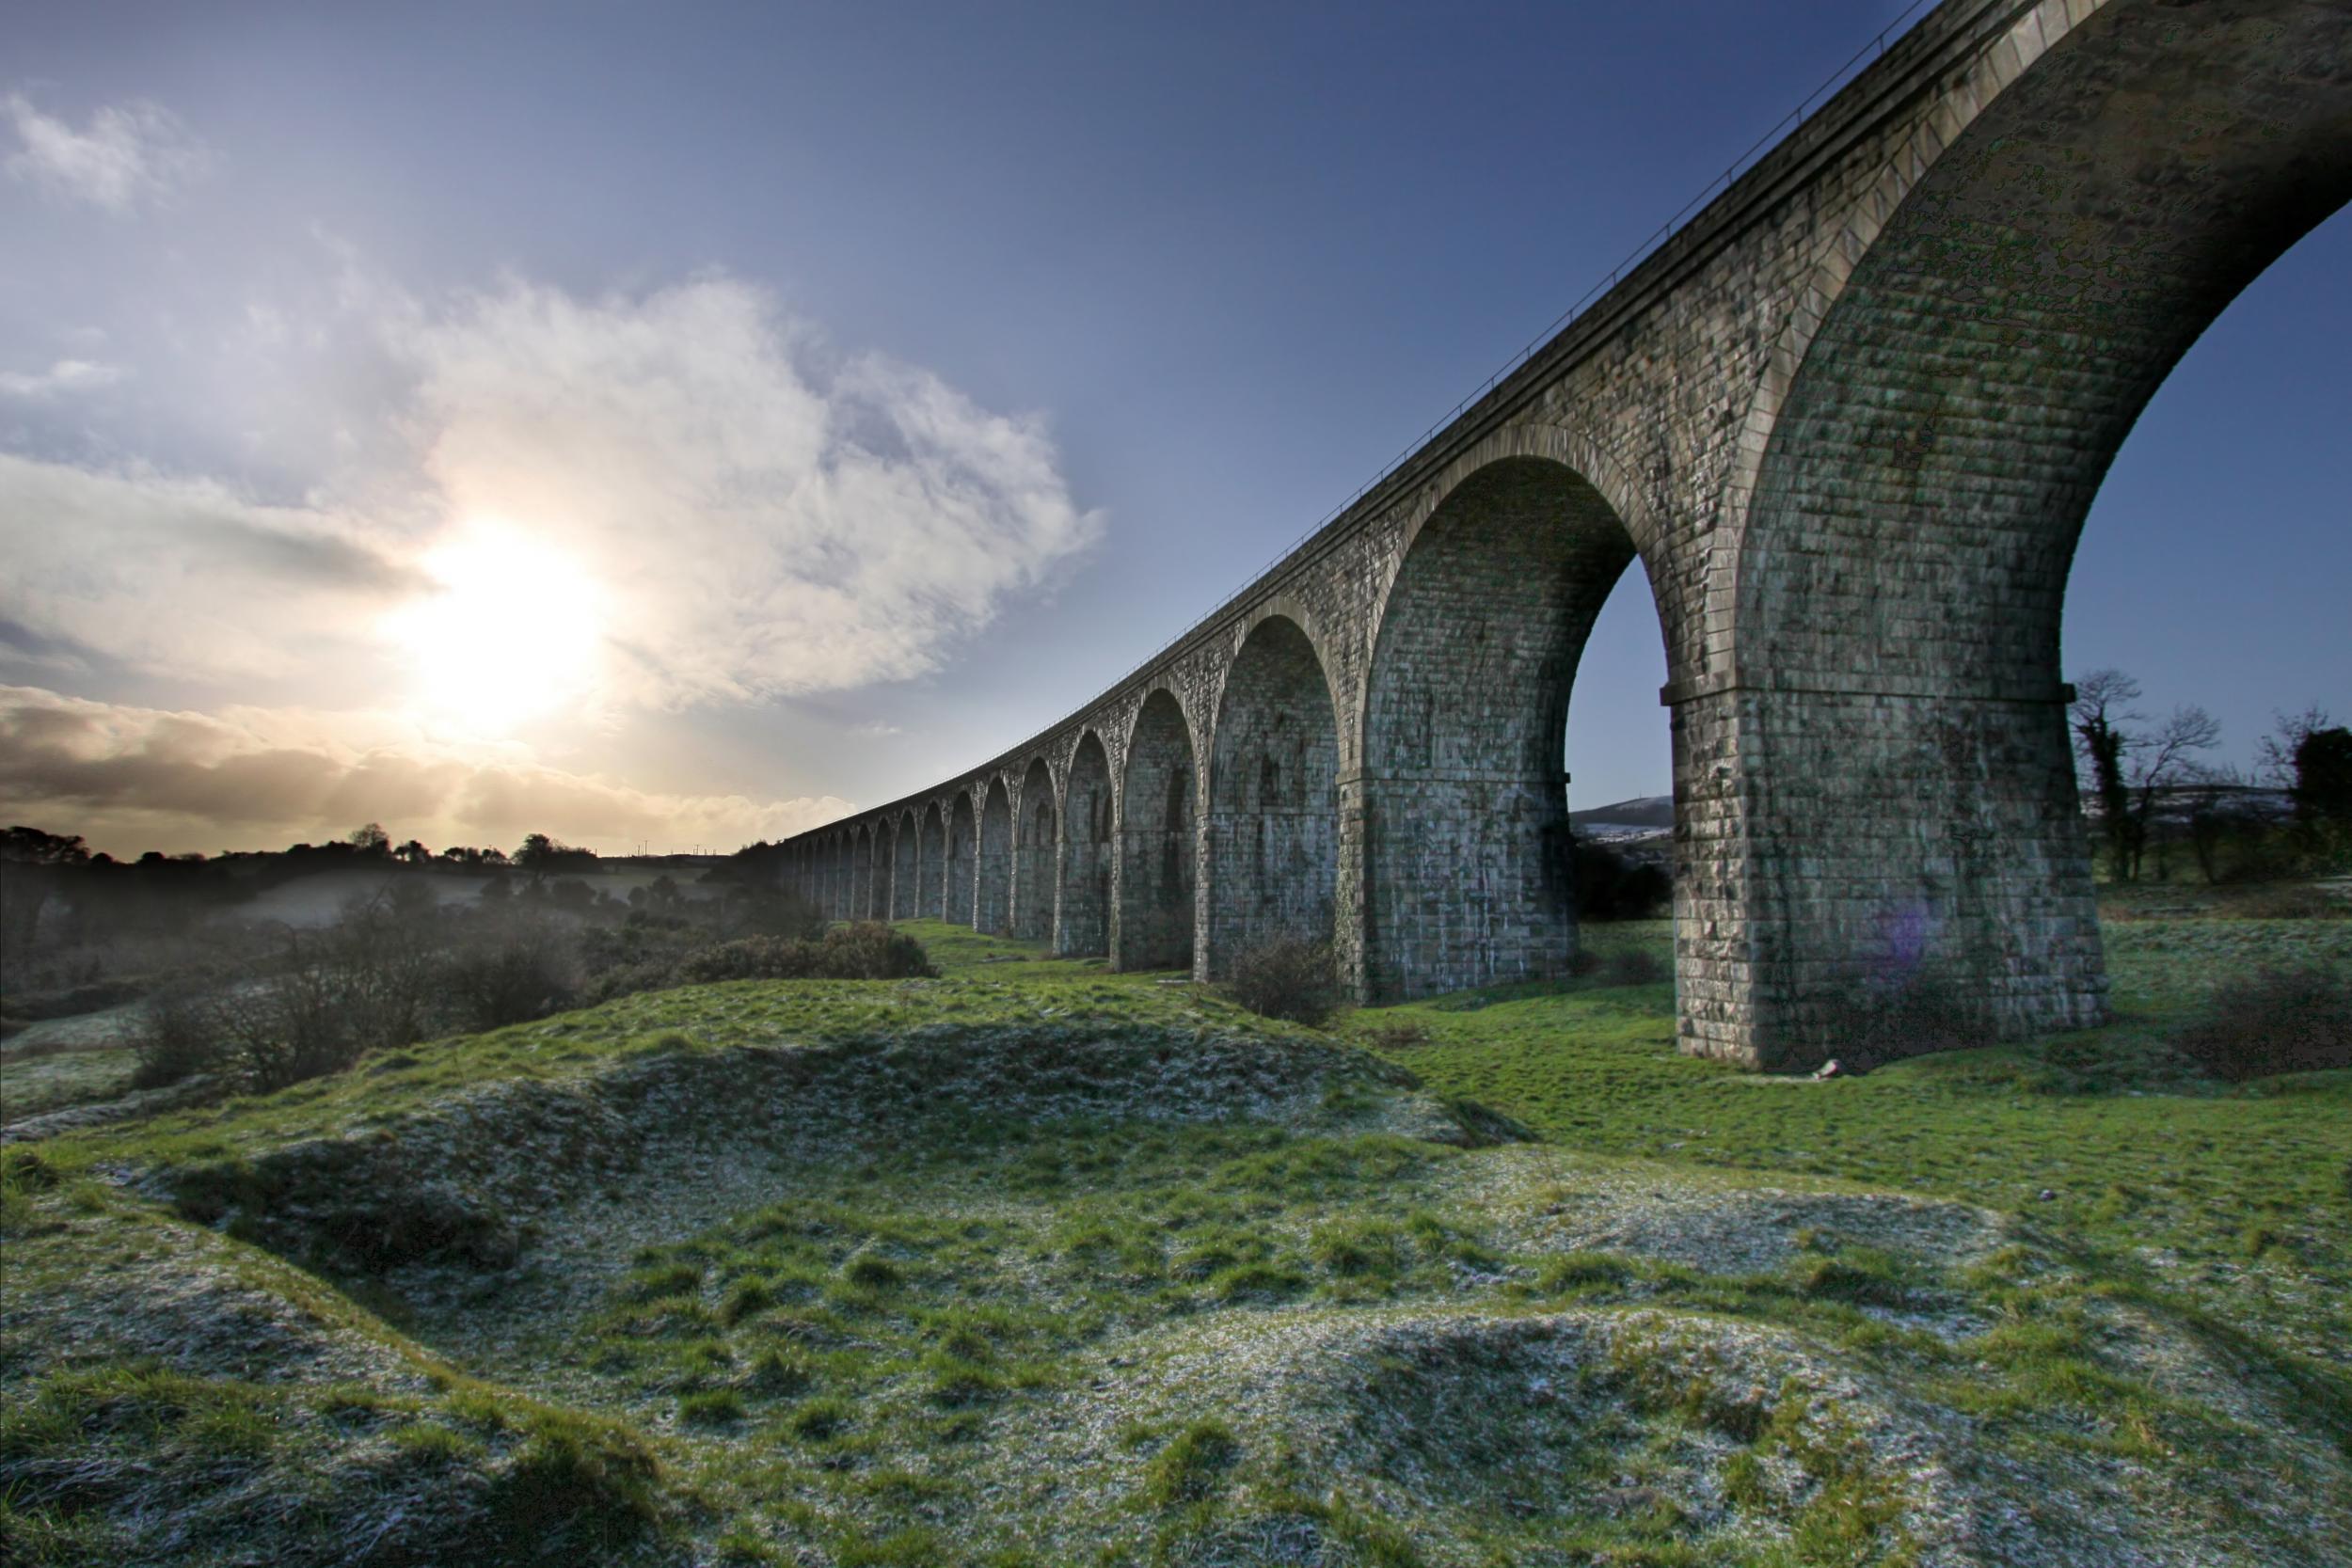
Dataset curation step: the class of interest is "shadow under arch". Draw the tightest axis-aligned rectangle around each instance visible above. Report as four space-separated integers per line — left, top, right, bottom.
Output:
1718 0 2352 1064
1116 689 1198 972
946 793 977 926
1059 730 1114 957
1358 453 1646 1001
1014 756 1057 942
1206 613 1342 977
977 776 1014 934
892 809 918 919
917 801 946 919
864 822 886 920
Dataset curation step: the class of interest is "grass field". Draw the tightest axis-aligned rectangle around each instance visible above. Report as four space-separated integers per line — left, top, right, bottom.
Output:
2 902 2346 1566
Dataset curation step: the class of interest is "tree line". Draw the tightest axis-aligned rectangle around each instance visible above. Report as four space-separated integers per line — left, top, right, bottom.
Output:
2069 672 2350 883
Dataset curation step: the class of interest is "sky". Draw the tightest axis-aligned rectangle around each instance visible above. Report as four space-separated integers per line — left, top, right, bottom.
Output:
3 0 2345 859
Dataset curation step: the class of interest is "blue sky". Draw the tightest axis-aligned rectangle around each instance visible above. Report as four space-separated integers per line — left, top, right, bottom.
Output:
3 1 2344 856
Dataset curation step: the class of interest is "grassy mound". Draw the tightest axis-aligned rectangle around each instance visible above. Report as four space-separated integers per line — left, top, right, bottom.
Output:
85 977 1468 1280
0 1170 686 1567
2 911 2346 1565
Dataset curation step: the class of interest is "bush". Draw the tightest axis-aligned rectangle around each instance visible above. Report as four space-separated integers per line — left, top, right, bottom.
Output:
1604 947 1666 986
443 919 580 1028
674 925 937 985
1571 839 1671 920
1221 938 1340 1026
131 984 232 1088
2170 964 2352 1082
592 922 938 1004
2218 883 2349 921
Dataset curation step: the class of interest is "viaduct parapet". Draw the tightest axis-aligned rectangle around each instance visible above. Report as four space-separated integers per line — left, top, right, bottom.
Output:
775 0 2352 1070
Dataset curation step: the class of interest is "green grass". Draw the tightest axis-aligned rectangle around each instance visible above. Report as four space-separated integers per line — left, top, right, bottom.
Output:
4 902 2347 1565
21 942 1324 1186
1348 914 2352 1358
0 1041 138 1120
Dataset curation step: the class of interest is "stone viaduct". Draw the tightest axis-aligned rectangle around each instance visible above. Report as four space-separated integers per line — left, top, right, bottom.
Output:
777 0 2352 1070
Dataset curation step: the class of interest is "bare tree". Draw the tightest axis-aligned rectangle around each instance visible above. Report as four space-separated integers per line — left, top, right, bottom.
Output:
2256 705 2334 790
2181 763 2248 885
2070 672 2219 881
2126 705 2222 880
2071 670 2141 879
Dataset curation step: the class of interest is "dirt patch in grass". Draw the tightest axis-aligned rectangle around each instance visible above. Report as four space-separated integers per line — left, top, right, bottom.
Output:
124 1011 1473 1280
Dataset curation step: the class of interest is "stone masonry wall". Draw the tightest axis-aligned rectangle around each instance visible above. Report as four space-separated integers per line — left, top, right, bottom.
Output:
774 0 2347 1069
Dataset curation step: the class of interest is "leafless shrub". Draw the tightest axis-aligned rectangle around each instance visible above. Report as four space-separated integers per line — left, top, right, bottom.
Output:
2170 964 2352 1082
1221 939 1340 1027
674 922 937 985
2220 884 2349 921
1352 1018 1433 1052
131 984 234 1088
443 915 582 1028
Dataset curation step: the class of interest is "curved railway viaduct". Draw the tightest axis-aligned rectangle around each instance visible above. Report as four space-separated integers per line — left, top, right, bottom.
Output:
776 0 2352 1070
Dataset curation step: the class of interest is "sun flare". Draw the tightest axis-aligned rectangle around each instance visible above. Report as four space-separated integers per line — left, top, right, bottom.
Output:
390 523 603 734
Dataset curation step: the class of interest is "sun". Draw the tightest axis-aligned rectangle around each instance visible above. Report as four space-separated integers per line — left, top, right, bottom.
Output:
390 523 604 734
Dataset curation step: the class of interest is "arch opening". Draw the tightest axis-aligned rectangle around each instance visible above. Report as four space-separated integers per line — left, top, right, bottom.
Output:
1722 0 2352 1065
946 794 977 926
977 778 1014 934
1359 456 1645 1001
892 811 918 920
1014 757 1057 942
1117 690 1197 971
1206 616 1341 975
918 803 946 920
1058 732 1114 958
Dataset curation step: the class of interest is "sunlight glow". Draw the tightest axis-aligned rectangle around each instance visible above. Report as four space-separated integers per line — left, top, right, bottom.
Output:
390 523 603 734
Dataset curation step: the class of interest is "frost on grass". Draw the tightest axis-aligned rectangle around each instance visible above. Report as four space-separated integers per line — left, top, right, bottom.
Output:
8 966 2350 1567
135 1002 1470 1282
1022 1296 2352 1568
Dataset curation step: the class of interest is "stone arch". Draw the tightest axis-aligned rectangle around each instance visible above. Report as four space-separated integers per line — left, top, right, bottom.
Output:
854 827 870 919
977 776 1015 934
864 822 887 921
1358 454 1646 1001
1058 730 1114 957
1205 614 1342 975
946 792 977 925
892 810 918 918
1013 756 1057 942
1709 0 2352 1064
1223 595 1346 756
1117 688 1198 971
918 801 946 919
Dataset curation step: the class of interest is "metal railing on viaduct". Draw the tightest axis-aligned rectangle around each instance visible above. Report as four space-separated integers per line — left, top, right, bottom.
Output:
775 0 2352 1070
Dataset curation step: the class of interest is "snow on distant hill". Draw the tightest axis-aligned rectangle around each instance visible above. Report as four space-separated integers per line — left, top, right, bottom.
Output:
1568 795 1675 836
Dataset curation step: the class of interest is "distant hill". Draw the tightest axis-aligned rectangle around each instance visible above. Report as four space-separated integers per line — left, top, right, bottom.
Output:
1569 794 1675 832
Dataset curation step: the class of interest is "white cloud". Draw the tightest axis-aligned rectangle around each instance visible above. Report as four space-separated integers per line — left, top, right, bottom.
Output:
0 454 424 684
391 276 1104 705
3 91 208 214
0 685 850 857
0 357 125 398
0 261 1099 846
2 271 1101 714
